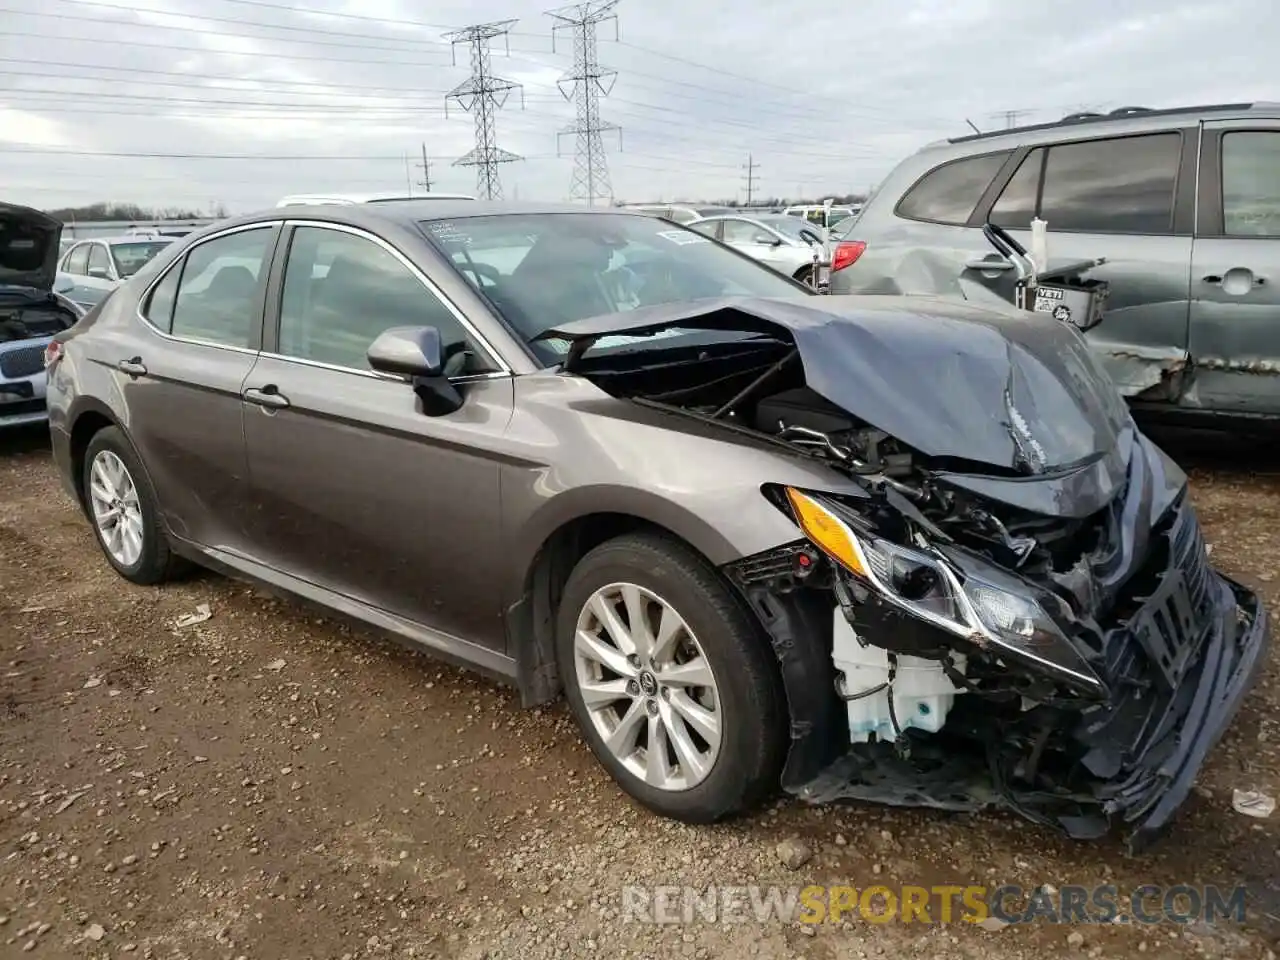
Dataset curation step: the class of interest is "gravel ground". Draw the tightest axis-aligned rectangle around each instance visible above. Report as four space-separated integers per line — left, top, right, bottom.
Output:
2 423 1278 960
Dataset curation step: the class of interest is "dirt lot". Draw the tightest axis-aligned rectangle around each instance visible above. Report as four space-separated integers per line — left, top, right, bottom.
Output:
2 424 1278 960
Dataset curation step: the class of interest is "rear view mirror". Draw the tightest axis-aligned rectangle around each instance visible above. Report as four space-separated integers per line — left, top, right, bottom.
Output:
367 326 462 416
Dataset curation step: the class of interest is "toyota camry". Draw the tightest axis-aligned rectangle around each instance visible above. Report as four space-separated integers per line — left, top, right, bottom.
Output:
44 201 1269 851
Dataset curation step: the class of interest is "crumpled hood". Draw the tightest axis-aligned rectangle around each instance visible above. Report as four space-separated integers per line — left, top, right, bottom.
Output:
542 294 1132 476
0 201 63 292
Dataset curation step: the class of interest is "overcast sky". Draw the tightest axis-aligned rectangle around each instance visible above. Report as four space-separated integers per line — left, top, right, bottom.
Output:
1 0 1275 213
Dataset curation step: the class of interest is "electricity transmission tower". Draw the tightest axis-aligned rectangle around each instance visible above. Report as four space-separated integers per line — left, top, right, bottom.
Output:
547 1 622 205
443 20 523 200
990 108 1034 129
742 153 759 204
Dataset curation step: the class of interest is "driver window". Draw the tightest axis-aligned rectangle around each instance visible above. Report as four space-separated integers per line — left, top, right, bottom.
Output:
721 220 768 243
277 226 495 374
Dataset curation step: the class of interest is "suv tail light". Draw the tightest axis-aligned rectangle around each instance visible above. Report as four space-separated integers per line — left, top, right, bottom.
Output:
44 340 64 369
831 241 866 272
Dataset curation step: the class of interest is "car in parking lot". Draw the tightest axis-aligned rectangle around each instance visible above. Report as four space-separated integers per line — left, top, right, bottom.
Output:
687 213 830 284
57 235 175 309
618 203 736 224
1 202 87 428
830 101 1280 422
44 200 1268 848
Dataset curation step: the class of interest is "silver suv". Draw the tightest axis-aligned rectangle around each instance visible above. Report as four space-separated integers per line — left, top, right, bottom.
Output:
831 102 1280 422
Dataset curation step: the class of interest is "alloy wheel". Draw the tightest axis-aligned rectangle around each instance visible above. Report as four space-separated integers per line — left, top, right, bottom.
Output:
572 582 723 790
88 450 145 568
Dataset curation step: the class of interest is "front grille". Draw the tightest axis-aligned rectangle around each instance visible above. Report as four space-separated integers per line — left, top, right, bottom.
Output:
0 344 47 379
1124 500 1214 689
0 398 46 418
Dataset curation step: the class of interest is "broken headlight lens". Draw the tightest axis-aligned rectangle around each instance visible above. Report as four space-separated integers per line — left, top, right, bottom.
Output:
785 488 1104 693
786 487 968 633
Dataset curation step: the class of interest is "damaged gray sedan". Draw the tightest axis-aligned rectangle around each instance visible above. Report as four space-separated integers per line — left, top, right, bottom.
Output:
45 203 1268 852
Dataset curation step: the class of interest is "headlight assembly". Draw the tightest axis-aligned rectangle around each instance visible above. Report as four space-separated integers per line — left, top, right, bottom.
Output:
784 487 1104 695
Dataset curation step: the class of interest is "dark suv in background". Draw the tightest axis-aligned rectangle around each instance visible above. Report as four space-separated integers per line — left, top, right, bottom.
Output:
831 102 1280 423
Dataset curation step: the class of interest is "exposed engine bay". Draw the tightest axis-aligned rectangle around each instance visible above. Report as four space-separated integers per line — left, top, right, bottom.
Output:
0 297 79 343
545 298 1270 850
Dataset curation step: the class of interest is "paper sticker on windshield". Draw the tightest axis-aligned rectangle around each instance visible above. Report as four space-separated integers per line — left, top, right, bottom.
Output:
656 230 709 245
425 221 471 246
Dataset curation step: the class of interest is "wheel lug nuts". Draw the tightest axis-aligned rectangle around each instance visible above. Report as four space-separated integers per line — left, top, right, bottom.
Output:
660 687 670 700
626 654 641 668
645 699 659 716
626 680 639 696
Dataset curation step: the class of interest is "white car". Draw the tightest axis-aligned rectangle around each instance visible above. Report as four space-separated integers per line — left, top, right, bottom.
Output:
688 213 830 285
56 235 175 310
276 191 475 207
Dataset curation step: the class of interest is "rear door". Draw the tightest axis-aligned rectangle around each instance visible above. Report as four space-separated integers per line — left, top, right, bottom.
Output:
1187 122 1280 414
973 130 1196 402
115 224 279 552
57 242 103 309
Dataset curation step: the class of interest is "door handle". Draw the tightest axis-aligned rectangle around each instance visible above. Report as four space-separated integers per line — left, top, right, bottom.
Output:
242 385 290 409
116 358 147 377
1203 272 1266 288
965 258 1013 271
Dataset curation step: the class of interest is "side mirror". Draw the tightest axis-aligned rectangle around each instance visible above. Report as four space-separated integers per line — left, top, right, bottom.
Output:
368 325 444 377
367 326 463 416
87 267 111 280
54 275 75 294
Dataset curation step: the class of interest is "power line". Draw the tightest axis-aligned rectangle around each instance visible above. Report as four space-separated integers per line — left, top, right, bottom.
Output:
548 1 622 206
743 153 759 204
13 6 960 128
444 20 524 200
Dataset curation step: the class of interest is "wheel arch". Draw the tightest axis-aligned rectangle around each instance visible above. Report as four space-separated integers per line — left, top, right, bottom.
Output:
67 399 124 511
505 493 748 708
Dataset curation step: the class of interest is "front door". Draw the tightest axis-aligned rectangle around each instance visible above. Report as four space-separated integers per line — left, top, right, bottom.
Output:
721 219 789 271
1187 122 1280 414
240 222 515 650
113 224 279 551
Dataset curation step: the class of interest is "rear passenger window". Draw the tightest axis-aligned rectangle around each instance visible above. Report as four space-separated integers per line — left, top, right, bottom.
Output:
895 152 1010 225
170 227 273 348
142 265 181 333
1038 134 1180 234
1221 131 1280 237
65 244 89 275
990 148 1045 229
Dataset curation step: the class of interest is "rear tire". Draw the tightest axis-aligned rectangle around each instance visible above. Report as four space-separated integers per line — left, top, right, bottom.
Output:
82 426 183 585
555 532 786 822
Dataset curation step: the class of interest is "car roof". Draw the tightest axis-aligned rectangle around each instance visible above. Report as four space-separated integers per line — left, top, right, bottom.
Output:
276 191 475 206
68 235 177 245
218 200 647 233
939 101 1280 148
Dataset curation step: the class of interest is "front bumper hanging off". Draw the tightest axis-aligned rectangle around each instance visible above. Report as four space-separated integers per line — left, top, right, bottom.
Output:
726 498 1271 852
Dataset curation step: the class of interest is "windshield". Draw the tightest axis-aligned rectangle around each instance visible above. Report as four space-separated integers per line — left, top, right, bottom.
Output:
420 212 808 364
110 241 171 278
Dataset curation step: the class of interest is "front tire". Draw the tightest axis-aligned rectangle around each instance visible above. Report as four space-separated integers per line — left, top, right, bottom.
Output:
556 532 786 822
82 426 182 585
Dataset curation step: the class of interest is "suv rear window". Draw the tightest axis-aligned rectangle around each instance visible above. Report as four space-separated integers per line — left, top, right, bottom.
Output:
895 152 1010 225
989 133 1182 234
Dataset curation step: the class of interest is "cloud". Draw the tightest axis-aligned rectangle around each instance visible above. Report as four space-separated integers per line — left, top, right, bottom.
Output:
0 0 1275 211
